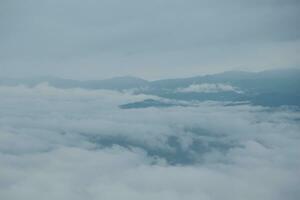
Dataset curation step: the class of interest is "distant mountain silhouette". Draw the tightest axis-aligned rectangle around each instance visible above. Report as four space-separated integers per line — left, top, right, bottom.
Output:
1 68 300 107
0 75 148 90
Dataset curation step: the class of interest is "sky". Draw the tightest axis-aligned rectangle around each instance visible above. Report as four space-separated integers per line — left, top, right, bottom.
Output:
1 0 300 79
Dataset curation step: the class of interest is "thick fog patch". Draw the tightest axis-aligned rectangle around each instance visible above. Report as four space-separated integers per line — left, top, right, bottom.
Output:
0 85 300 200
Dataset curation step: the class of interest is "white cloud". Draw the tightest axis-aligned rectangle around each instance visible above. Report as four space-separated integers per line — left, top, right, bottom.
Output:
0 85 299 200
177 83 242 93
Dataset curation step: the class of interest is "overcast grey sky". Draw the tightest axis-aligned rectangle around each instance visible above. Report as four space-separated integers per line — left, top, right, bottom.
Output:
1 0 300 79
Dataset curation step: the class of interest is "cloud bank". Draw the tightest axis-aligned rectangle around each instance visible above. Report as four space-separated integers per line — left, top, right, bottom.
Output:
0 84 300 200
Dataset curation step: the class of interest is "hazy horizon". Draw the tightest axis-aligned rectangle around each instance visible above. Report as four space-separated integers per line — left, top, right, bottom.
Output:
1 67 299 81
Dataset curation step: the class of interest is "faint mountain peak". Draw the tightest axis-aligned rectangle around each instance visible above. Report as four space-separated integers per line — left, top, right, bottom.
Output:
104 75 148 83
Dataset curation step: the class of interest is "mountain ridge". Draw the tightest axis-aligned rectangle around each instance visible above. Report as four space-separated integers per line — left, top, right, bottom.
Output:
1 68 299 86
1 68 299 107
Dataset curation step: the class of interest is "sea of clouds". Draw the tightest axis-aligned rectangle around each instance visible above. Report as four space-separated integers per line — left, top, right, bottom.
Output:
0 84 299 200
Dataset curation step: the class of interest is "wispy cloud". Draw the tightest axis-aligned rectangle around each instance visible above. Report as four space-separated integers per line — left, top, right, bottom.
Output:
177 83 242 93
